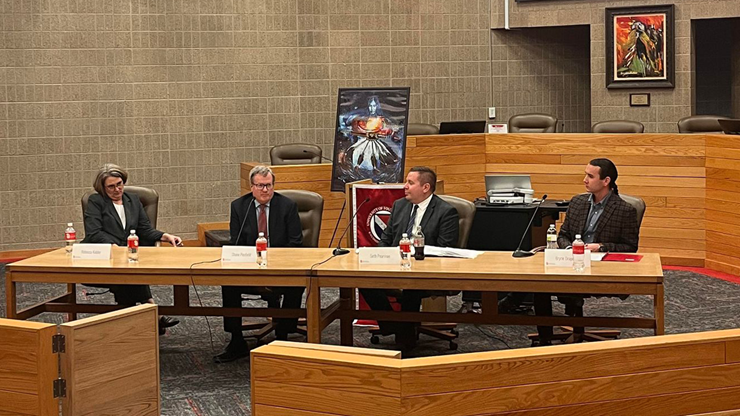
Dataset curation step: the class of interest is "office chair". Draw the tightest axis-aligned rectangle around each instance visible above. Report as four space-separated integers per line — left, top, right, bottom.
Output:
269 143 323 165
529 193 646 344
592 120 645 133
508 113 558 133
677 115 726 134
369 195 475 350
240 190 324 341
407 123 440 135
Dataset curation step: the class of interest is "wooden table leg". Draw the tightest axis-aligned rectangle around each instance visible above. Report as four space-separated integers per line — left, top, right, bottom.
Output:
6 270 17 319
654 283 665 335
305 277 321 343
174 285 190 309
67 283 77 321
481 291 499 321
339 288 354 346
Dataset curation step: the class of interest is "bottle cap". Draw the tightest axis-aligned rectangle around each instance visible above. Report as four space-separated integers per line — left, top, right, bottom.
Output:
550 224 555 227
67 222 73 227
402 233 408 238
130 230 136 234
575 234 581 239
258 232 264 237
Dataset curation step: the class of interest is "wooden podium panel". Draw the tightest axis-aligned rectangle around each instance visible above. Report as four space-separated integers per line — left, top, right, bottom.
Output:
60 304 160 416
0 304 160 416
0 320 57 416
706 134 740 276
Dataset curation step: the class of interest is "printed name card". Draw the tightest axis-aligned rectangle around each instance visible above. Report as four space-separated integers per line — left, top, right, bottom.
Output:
221 246 257 263
72 244 112 260
358 247 401 265
544 248 591 268
488 123 508 133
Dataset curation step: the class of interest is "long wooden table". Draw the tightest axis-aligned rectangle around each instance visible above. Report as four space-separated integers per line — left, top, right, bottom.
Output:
6 247 664 345
311 251 664 345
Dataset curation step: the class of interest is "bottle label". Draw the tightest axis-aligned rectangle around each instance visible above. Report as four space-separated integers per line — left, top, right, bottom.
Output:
65 232 76 240
400 243 411 253
128 239 138 249
572 244 584 255
256 241 267 252
547 234 556 242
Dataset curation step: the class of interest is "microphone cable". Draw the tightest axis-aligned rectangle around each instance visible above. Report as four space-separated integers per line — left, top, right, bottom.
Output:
189 258 221 353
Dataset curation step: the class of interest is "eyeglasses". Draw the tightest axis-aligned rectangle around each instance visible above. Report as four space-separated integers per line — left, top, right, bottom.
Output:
251 183 273 190
105 181 124 191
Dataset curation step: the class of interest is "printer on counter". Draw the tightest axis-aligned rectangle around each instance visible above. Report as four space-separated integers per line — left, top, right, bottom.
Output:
485 174 534 204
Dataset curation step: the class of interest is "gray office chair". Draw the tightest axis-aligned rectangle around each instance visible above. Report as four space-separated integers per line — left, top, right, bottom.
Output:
592 120 645 133
407 123 440 135
241 190 324 340
270 143 323 165
530 193 646 344
508 113 558 133
677 115 726 134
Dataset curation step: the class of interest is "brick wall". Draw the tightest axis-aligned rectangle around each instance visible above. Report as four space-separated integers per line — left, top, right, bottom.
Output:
0 0 491 249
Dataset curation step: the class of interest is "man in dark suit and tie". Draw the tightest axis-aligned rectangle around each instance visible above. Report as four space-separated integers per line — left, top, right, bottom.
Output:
360 166 459 350
534 158 640 345
214 165 303 363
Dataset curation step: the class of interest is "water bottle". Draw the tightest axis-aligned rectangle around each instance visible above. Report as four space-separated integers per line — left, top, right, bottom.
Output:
127 230 139 262
400 233 412 269
64 223 76 254
572 234 585 272
256 232 268 267
413 227 425 261
546 224 558 249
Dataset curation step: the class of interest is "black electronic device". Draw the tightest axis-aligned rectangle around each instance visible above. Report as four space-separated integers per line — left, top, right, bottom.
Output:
512 194 548 258
439 120 487 134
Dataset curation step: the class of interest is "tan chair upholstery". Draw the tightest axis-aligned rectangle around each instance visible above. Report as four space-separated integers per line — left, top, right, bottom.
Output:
508 113 558 133
81 186 159 229
437 195 475 249
592 120 645 133
677 115 726 134
270 143 323 165
280 190 324 248
407 123 439 136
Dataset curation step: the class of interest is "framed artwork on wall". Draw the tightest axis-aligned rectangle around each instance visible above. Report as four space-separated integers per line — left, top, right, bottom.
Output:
605 4 675 89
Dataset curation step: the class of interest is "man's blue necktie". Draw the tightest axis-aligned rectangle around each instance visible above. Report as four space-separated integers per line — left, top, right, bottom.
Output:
405 204 418 236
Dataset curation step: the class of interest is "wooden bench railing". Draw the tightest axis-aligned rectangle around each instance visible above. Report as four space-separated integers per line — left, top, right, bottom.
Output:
251 330 740 415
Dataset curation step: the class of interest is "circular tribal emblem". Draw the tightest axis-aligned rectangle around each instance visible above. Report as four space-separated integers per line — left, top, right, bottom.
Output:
366 206 392 243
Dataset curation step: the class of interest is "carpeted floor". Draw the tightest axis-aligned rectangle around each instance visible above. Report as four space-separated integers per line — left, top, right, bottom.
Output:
2 263 740 415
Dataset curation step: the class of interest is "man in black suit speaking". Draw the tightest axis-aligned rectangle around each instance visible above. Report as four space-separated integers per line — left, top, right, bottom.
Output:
360 166 459 349
214 165 303 363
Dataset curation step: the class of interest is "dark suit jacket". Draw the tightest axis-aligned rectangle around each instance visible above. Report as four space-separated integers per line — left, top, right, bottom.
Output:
557 192 639 253
82 192 164 247
379 194 459 248
229 192 302 247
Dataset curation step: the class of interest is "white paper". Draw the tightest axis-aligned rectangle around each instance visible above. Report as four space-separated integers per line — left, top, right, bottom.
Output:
544 248 591 268
358 247 401 265
591 252 607 261
72 243 112 260
221 246 257 263
424 245 483 259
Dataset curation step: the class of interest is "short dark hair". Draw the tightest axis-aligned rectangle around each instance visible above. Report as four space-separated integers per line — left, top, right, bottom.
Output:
409 166 437 193
589 158 619 194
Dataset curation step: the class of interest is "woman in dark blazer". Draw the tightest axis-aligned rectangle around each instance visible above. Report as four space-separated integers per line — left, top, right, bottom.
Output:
82 163 181 333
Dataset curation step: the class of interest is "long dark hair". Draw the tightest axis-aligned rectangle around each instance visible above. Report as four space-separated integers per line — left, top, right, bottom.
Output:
589 158 619 194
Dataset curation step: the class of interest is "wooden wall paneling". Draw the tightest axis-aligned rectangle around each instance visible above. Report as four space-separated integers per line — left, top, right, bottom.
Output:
253 405 339 416
0 319 57 416
706 136 740 276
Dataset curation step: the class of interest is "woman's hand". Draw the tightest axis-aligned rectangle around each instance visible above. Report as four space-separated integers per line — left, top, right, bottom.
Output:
162 233 183 247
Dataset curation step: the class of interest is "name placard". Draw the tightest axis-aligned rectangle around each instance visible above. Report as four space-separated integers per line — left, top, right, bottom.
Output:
544 248 591 268
72 244 112 260
358 247 401 265
221 246 257 263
